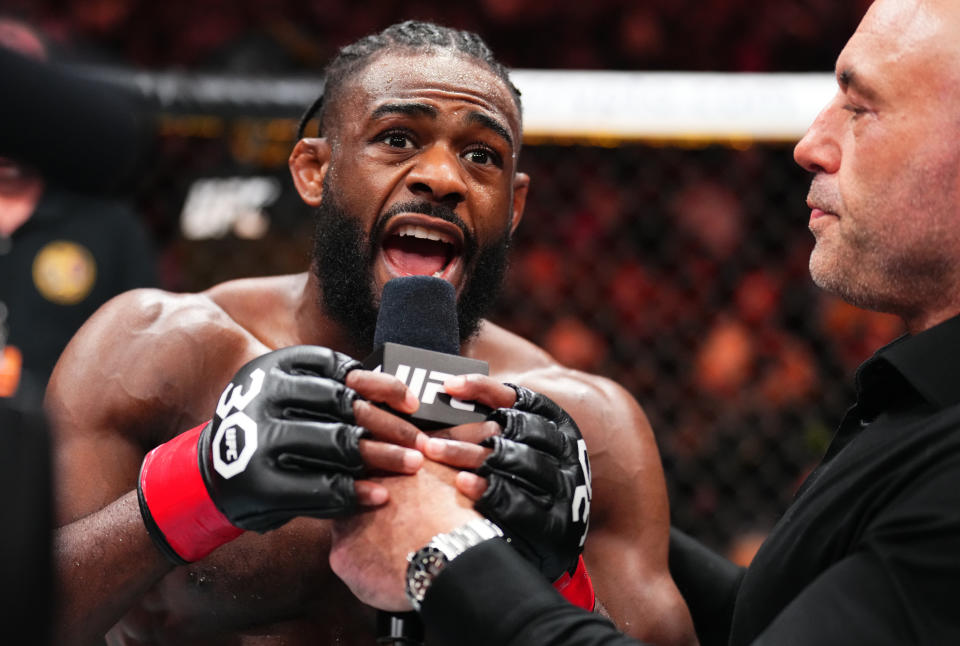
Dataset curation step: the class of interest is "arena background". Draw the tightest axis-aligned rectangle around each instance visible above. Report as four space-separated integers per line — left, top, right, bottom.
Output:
4 0 897 558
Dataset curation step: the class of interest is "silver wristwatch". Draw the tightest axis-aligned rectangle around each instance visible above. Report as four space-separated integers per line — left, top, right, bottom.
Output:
405 518 503 611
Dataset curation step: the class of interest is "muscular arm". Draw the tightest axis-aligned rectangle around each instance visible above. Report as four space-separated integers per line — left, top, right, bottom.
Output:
47 287 427 645
46 289 253 646
516 370 696 646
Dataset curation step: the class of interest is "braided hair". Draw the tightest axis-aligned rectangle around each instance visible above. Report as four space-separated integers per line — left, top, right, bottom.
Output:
296 20 522 140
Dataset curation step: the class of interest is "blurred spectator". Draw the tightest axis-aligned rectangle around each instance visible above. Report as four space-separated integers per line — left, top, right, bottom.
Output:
694 316 754 399
670 178 744 262
0 18 157 403
543 316 608 372
6 0 867 71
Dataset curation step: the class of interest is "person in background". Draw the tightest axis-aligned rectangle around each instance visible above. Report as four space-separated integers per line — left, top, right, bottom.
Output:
0 17 157 404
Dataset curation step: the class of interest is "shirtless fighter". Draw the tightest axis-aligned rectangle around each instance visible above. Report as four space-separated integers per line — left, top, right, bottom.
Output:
46 21 695 646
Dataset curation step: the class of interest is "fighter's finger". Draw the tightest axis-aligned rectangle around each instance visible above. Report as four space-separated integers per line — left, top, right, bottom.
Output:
424 437 491 469
446 420 502 445
354 480 389 507
353 399 427 450
443 374 517 409
358 438 423 474
346 369 420 414
455 471 489 501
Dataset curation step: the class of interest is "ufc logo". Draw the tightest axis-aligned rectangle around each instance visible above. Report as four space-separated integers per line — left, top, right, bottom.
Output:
224 427 239 461
392 364 476 411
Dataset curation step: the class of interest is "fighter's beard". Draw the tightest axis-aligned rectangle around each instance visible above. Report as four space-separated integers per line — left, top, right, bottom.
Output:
310 186 512 353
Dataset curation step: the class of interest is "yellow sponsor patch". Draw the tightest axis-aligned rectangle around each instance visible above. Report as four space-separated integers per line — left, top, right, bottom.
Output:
32 240 97 305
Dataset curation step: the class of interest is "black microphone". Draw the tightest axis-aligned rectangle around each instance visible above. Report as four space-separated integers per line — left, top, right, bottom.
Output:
363 276 489 430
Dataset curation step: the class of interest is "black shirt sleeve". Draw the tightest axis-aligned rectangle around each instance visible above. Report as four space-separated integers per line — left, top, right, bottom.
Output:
422 539 644 646
669 527 744 646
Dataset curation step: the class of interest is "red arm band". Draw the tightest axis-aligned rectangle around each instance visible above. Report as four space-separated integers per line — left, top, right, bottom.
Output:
138 422 243 563
552 555 596 610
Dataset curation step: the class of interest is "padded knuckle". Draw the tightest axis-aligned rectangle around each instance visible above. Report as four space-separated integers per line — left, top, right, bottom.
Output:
332 351 362 381
505 383 537 409
339 386 359 421
338 425 367 465
475 473 509 514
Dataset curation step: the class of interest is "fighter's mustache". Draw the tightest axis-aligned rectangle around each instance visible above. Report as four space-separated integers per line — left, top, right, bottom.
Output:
372 200 477 258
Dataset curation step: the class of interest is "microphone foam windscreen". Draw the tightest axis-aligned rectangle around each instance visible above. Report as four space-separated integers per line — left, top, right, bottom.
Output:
374 276 460 355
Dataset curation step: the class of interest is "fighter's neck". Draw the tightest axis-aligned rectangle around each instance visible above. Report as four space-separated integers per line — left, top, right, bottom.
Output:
293 272 372 359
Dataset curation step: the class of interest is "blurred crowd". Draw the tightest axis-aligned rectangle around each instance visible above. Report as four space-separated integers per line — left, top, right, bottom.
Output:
0 0 893 558
5 0 869 72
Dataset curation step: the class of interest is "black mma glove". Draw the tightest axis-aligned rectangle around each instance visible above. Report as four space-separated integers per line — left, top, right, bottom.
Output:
138 345 365 564
475 384 595 608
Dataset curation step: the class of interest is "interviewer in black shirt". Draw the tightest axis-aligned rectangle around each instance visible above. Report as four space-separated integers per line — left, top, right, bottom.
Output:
331 0 960 643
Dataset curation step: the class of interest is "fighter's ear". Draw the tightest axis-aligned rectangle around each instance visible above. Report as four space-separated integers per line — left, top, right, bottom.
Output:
509 171 530 234
289 138 331 206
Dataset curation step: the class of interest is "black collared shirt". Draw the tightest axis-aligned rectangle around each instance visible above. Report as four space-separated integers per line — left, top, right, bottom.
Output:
421 315 960 645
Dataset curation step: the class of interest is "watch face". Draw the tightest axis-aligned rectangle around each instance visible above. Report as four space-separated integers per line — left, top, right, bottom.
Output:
407 546 449 606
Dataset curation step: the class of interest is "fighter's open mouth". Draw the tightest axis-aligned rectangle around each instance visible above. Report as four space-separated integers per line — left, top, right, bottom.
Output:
382 224 460 276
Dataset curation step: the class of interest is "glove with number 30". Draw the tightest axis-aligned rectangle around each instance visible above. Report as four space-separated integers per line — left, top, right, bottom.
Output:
475 384 593 607
138 345 365 564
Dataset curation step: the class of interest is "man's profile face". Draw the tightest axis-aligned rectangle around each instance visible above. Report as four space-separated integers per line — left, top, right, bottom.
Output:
309 50 527 348
793 0 960 329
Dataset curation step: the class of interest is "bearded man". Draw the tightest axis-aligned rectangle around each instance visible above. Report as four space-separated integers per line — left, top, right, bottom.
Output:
47 21 694 646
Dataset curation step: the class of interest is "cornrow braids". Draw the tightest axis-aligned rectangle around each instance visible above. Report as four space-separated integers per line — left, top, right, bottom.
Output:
296 20 521 140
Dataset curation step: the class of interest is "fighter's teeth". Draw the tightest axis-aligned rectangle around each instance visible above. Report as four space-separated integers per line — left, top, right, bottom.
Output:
394 225 451 244
433 270 443 277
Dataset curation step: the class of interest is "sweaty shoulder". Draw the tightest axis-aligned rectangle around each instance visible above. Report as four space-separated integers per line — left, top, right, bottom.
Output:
46 286 266 447
204 273 308 348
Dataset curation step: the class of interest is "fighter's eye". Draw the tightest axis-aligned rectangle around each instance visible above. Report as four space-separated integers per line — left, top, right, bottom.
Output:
464 146 502 167
378 130 415 149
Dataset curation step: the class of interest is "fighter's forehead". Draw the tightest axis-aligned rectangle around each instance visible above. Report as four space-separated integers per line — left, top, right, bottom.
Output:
340 51 522 146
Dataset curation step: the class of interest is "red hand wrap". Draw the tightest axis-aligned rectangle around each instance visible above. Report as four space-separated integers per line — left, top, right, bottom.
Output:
139 422 243 562
552 555 595 610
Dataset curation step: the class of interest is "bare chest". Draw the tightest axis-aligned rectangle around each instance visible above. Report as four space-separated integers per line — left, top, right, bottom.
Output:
114 519 380 644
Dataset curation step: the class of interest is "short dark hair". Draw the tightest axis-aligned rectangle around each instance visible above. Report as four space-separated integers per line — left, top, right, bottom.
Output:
296 20 521 140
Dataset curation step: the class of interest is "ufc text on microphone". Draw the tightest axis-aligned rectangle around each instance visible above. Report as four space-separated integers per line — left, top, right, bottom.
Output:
363 276 489 430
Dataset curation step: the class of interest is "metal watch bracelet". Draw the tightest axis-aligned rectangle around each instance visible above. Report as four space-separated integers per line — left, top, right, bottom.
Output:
405 518 503 611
